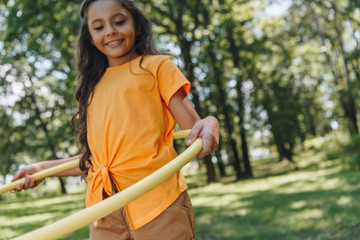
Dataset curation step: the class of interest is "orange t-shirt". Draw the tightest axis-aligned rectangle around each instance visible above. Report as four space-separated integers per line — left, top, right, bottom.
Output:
86 55 191 229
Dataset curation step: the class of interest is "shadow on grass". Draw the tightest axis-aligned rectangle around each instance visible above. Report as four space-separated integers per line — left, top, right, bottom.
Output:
0 192 88 240
194 185 360 239
190 153 360 240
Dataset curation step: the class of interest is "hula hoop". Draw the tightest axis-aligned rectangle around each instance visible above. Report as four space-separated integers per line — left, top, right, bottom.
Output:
0 160 79 195
0 129 191 195
11 130 201 240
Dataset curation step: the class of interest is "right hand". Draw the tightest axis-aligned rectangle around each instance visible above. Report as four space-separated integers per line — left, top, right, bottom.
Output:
11 163 44 193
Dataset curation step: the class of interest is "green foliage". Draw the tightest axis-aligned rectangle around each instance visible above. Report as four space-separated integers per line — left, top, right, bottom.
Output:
345 134 360 153
0 0 360 185
316 132 360 170
344 135 360 170
1 0 359 237
318 132 349 159
0 0 80 175
287 0 360 136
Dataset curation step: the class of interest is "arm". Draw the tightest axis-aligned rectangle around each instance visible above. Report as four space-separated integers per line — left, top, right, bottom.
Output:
11 155 83 192
169 88 219 158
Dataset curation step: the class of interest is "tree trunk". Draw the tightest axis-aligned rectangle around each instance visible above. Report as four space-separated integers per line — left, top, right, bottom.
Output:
334 21 358 135
350 31 360 85
215 148 226 177
303 100 317 136
143 0 219 182
58 177 67 194
213 121 226 177
240 125 252 177
310 3 358 136
177 35 218 183
269 116 294 163
175 1 218 182
273 132 287 161
207 37 243 180
235 84 252 177
225 20 253 178
28 78 67 194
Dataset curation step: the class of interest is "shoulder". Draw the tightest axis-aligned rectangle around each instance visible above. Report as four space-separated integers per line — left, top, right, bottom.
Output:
140 55 176 69
137 55 185 80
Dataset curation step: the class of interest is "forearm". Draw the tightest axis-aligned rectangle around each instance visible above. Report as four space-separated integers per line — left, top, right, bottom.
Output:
38 155 83 177
54 167 83 177
169 88 220 158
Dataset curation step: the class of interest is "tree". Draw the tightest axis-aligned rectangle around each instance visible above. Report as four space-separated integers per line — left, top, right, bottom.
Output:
0 0 80 193
141 0 219 182
287 0 360 136
250 13 303 163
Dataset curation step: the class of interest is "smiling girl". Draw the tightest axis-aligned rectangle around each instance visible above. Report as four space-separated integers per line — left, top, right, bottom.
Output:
12 0 219 239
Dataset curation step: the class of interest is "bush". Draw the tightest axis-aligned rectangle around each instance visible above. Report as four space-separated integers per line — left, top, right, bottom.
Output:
345 135 360 170
345 134 360 153
319 132 348 159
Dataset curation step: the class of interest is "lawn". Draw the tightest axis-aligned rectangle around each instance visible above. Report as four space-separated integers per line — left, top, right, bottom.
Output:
0 149 360 239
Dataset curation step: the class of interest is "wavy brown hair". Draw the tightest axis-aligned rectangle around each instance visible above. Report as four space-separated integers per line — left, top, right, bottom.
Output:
72 0 159 175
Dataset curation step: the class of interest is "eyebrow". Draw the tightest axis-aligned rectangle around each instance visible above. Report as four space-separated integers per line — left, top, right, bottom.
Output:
90 12 128 25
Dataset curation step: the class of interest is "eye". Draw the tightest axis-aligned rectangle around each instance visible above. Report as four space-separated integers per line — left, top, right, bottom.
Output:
94 26 104 31
115 20 125 25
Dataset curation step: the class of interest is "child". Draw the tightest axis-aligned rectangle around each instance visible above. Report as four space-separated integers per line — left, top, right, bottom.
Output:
12 0 219 239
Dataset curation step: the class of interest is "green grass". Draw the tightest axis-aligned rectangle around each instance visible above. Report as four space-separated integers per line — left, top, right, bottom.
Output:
1 149 360 239
188 150 360 240
0 191 88 240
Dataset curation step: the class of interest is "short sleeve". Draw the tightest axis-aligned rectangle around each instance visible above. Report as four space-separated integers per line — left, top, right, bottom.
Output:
157 57 191 106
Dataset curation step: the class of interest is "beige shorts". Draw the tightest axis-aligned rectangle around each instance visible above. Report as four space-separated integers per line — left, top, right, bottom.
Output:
89 191 195 240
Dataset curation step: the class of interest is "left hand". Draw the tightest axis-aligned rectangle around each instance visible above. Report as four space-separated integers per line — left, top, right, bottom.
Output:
186 116 219 158
11 163 43 192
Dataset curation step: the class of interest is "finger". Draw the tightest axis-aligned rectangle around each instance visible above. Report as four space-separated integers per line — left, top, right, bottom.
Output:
202 134 212 155
16 182 25 192
211 144 218 153
211 138 219 153
12 170 25 182
197 148 211 159
29 176 36 188
197 152 204 159
198 131 219 158
24 176 31 190
187 123 202 145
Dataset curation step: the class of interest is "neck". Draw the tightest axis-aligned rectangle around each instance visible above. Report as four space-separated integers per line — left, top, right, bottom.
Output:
107 50 139 67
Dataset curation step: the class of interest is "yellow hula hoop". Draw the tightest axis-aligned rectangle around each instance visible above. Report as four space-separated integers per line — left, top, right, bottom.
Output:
0 160 79 195
0 129 191 195
12 130 201 240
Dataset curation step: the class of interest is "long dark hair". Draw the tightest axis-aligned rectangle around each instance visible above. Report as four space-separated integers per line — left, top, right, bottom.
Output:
72 0 159 175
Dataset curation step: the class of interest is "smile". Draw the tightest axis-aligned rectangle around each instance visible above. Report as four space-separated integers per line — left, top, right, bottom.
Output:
106 39 123 47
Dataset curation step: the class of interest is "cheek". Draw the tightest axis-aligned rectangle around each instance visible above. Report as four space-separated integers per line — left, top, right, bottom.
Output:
89 33 101 45
88 32 95 44
123 24 137 38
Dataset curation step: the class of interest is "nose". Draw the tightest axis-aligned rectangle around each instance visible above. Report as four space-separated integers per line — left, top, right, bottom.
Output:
106 30 118 37
106 26 118 37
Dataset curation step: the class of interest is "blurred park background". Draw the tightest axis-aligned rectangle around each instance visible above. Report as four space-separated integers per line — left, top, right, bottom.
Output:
0 0 360 239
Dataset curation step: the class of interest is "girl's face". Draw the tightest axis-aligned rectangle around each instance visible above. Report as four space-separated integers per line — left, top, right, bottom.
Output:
87 0 138 67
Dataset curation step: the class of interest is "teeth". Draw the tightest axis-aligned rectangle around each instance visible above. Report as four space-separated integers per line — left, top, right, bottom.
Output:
107 40 121 46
